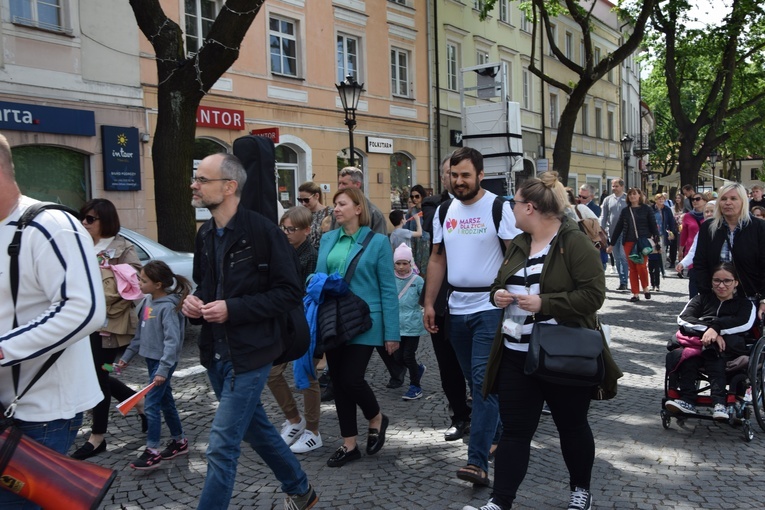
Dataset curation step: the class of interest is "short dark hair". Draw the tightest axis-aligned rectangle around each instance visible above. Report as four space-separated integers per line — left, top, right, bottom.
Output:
80 198 120 237
450 147 483 174
681 184 694 193
389 209 405 226
410 184 426 199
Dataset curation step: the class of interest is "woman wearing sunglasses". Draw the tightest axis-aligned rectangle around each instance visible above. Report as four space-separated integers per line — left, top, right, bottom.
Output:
297 181 332 250
71 198 144 460
678 192 707 297
404 184 430 276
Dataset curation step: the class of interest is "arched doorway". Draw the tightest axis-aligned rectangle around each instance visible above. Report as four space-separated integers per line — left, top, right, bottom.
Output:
275 144 298 208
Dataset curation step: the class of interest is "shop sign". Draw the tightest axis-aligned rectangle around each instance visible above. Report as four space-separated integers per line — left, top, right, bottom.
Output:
251 127 280 143
102 126 141 191
196 106 245 130
366 136 393 154
0 100 95 136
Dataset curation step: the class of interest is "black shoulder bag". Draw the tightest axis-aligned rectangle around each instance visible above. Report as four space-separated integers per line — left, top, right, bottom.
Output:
315 231 375 357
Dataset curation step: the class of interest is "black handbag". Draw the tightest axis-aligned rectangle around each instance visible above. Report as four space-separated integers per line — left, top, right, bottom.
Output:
316 231 375 355
524 322 605 386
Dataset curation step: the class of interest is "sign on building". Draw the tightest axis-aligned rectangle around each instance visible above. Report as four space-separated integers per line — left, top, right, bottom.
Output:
102 126 141 191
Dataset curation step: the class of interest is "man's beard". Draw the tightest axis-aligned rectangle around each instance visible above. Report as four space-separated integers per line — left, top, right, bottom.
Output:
192 196 222 210
453 182 480 202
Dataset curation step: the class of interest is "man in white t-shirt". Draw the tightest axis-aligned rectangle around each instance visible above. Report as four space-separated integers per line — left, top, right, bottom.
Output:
424 147 520 487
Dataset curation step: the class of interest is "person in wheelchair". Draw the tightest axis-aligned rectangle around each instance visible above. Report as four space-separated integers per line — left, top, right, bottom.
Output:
666 262 755 420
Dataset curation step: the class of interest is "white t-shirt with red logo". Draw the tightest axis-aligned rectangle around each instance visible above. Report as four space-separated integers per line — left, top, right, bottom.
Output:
433 191 520 315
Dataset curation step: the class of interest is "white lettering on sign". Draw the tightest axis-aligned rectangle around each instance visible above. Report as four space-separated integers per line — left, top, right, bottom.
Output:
196 106 245 130
1 109 34 124
112 148 134 158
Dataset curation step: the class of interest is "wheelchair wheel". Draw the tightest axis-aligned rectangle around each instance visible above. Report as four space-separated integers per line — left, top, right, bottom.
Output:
661 410 671 429
749 337 765 432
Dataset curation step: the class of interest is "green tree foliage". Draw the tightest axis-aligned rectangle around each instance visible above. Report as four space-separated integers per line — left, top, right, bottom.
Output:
645 0 765 188
128 0 266 250
480 0 658 182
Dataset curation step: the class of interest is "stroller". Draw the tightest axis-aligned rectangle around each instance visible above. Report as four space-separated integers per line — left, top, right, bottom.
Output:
660 324 765 442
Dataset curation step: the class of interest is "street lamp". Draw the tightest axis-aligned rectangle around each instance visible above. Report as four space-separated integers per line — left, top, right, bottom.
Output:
335 74 364 167
709 150 719 192
621 134 634 189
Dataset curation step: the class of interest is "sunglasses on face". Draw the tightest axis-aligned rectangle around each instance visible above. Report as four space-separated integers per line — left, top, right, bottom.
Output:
82 215 99 225
297 198 311 204
578 194 589 200
411 194 421 199
692 196 704 201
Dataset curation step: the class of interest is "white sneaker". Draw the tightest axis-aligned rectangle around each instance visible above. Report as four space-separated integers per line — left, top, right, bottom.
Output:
290 430 323 453
462 500 503 510
279 416 306 446
712 403 729 421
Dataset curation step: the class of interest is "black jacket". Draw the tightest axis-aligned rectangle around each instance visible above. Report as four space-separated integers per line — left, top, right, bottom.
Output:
677 292 755 338
192 207 302 373
420 190 450 314
694 217 765 298
609 204 659 245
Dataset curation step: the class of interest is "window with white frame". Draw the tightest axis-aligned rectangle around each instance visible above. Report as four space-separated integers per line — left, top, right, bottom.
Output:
520 11 529 32
595 106 603 138
446 42 459 91
185 0 219 54
522 69 531 110
502 60 512 101
337 33 359 83
390 47 411 97
499 0 510 23
10 0 66 32
548 23 557 56
476 49 489 66
389 0 407 5
473 0 485 10
581 103 589 135
608 67 614 83
549 93 559 128
270 16 299 77
565 32 573 60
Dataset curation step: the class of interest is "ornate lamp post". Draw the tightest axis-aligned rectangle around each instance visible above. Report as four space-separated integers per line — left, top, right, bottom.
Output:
621 134 634 189
335 74 364 167
709 150 719 192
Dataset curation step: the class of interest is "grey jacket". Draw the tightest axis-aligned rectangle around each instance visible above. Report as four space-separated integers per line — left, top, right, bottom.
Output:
600 193 627 236
122 294 185 379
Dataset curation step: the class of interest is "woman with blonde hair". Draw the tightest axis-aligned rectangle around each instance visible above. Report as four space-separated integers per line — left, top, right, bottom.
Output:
694 182 765 318
464 172 606 510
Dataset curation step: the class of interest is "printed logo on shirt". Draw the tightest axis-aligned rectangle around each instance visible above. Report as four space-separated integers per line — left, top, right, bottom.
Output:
142 306 155 321
446 216 488 235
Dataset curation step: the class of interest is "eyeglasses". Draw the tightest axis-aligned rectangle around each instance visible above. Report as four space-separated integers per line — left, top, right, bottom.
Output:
692 196 704 202
280 226 299 234
190 176 231 185
82 215 99 225
297 197 313 204
578 194 589 200
410 194 421 199
511 199 536 210
712 278 735 287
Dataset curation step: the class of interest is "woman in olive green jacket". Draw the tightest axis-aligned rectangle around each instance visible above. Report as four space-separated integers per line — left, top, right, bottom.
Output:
465 172 609 510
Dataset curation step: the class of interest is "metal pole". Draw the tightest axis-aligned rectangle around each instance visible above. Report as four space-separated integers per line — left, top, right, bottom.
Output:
624 155 629 190
348 121 355 167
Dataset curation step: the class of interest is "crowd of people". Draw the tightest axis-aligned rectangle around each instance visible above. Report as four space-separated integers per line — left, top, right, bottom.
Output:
3 126 765 510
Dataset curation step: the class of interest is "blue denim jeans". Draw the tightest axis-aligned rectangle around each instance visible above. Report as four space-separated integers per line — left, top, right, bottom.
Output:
144 358 184 449
449 309 502 473
197 360 308 510
612 236 629 286
0 414 82 510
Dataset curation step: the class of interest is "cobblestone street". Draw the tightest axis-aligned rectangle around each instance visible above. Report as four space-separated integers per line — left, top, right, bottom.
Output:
84 270 765 509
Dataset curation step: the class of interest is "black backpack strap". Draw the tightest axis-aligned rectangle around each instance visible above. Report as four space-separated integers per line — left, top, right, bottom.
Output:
436 198 453 256
493 195 507 255
344 231 375 283
4 202 77 418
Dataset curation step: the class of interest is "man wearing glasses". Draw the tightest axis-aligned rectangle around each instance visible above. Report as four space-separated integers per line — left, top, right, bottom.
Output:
578 183 601 217
600 179 629 291
184 153 318 510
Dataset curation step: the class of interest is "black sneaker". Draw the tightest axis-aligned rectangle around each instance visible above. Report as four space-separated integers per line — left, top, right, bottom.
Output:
568 487 592 510
616 284 628 291
130 448 162 470
159 438 189 460
284 484 318 510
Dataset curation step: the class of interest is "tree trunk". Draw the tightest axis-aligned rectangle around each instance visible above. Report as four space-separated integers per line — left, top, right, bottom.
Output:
552 82 591 182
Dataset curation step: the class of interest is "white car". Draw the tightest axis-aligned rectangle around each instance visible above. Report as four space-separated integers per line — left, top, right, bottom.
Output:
119 228 195 289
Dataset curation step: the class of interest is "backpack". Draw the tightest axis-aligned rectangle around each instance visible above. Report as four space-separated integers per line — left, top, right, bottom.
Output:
437 195 508 255
574 207 608 250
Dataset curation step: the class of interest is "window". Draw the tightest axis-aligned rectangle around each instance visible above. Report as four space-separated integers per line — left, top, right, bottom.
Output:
594 47 601 65
549 93 558 128
607 111 615 141
608 67 614 83
473 0 485 10
270 16 298 77
520 11 529 32
337 34 359 83
390 47 411 97
565 32 573 60
276 145 299 209
476 50 489 66
446 43 459 91
390 152 413 211
185 0 218 54
522 69 531 110
10 0 65 32
752 168 760 181
595 107 602 138
548 23 557 56
499 0 510 23
581 104 589 136
503 60 512 101
389 0 407 5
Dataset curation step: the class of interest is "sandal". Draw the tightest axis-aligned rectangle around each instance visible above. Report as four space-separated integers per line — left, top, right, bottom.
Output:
456 464 490 486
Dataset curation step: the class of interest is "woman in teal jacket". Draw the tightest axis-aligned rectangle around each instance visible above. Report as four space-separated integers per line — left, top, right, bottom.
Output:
315 187 400 468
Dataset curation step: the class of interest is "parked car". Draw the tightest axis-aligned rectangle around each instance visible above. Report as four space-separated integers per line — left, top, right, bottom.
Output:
119 228 195 290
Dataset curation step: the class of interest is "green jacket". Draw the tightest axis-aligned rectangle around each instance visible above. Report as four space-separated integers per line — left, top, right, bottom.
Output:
483 217 621 399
